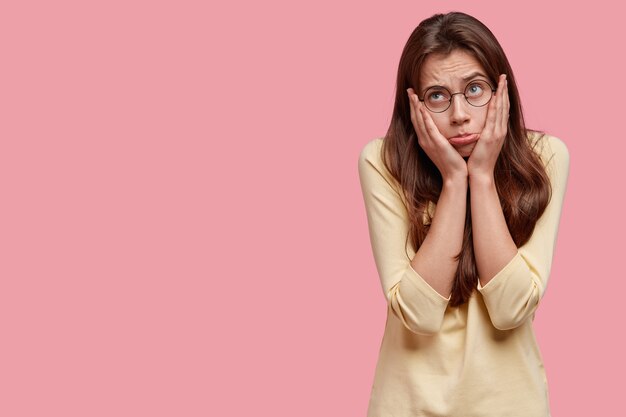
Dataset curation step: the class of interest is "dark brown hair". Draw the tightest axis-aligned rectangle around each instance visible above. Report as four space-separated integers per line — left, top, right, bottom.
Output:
382 11 552 307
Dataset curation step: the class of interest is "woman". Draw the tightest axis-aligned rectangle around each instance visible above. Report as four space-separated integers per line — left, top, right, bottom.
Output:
358 12 569 417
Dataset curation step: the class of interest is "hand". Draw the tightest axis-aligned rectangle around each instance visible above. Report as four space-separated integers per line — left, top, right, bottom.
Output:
407 88 468 182
467 74 510 179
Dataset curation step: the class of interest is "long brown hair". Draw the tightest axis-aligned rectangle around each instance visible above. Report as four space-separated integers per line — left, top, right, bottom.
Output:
382 12 552 307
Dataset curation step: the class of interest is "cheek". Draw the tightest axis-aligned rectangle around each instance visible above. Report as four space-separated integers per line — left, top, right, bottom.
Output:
476 108 489 127
429 114 448 133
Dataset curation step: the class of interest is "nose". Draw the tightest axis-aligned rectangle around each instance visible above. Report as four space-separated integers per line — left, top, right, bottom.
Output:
449 93 470 125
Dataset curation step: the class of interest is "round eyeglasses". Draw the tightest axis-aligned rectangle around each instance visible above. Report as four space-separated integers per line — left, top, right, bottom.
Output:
418 80 496 113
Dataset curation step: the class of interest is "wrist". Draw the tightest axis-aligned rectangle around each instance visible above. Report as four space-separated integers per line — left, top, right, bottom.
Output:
468 171 495 187
467 158 494 179
443 173 468 189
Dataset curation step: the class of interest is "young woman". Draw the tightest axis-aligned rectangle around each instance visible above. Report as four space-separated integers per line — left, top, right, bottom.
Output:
358 12 569 417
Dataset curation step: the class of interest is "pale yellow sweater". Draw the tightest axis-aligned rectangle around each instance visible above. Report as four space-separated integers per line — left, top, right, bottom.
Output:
358 133 569 417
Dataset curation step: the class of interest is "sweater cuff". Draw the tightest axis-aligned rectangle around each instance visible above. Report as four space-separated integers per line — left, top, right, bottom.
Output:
476 251 526 294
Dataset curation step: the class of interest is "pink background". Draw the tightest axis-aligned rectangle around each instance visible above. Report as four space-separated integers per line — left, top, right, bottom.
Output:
1 0 623 415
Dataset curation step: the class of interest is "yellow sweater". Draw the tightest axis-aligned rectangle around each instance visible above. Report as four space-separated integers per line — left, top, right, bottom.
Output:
358 133 569 417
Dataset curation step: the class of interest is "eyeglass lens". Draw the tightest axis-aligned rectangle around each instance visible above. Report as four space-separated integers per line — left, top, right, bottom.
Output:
423 80 493 112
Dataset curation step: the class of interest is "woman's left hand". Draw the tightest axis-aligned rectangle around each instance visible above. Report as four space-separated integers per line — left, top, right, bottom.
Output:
467 74 510 179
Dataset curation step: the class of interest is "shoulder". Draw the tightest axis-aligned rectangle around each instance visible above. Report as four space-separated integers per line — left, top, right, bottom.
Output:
358 137 385 166
527 131 570 190
357 137 403 192
528 130 569 165
527 130 570 170
358 137 387 177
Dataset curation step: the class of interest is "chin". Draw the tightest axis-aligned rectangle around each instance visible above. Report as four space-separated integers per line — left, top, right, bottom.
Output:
455 143 476 158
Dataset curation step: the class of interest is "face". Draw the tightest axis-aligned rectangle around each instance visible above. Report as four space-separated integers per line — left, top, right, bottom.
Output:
418 49 492 158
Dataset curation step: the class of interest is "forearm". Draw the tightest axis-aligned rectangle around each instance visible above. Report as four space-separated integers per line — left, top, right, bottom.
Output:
410 176 468 298
469 173 518 287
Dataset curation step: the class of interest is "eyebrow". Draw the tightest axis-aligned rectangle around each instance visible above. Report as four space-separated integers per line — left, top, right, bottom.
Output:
421 71 490 94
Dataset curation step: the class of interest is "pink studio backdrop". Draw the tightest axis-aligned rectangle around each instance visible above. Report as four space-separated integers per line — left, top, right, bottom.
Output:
1 0 623 416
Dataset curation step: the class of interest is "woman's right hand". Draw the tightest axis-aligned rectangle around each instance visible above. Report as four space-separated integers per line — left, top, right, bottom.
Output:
407 88 468 182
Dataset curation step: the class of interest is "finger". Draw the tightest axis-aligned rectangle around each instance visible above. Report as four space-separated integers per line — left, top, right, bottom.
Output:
412 94 430 141
494 75 505 135
504 78 510 125
408 89 426 139
485 87 498 136
421 105 447 145
407 88 417 128
408 89 428 141
499 75 509 135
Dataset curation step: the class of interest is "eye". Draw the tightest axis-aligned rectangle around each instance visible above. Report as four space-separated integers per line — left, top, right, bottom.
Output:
466 82 485 97
427 89 449 102
466 80 492 98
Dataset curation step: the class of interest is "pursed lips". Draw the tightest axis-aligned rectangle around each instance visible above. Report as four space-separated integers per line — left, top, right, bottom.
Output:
448 133 479 146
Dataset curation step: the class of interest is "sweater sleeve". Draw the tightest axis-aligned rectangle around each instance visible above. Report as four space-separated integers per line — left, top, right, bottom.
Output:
358 138 450 335
477 134 570 330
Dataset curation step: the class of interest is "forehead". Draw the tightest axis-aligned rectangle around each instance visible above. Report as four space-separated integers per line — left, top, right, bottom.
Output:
419 50 487 91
